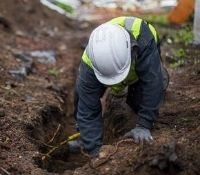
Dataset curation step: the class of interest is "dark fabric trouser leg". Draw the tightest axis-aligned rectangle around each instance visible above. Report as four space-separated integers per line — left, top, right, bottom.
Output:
74 85 106 131
73 62 107 154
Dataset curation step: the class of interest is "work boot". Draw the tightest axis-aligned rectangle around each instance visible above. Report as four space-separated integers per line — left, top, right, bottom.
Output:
68 138 83 154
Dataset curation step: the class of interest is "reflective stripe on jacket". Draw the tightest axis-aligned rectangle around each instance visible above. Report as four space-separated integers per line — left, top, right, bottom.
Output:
82 16 158 93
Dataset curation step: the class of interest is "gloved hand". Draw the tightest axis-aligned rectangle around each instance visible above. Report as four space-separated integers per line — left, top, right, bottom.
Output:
124 126 153 143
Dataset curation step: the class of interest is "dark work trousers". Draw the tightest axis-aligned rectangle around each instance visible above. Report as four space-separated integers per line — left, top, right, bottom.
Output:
74 62 106 154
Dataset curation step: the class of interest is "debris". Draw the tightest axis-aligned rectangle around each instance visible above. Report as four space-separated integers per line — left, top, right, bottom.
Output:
167 38 173 44
149 140 181 170
160 0 177 10
15 30 26 37
30 50 56 64
10 50 56 79
0 167 11 175
168 0 195 24
92 0 119 9
14 53 32 63
91 0 176 12
47 123 62 144
9 66 31 79
126 0 160 11
9 64 32 79
5 81 19 88
58 44 67 51
40 0 78 18
14 50 56 65
9 53 33 79
50 0 74 13
24 95 37 103
41 0 177 22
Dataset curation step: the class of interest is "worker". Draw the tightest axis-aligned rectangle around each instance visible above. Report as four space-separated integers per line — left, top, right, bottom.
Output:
69 16 169 157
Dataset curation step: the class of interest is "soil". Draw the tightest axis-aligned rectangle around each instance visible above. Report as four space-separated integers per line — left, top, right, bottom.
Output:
0 1 200 175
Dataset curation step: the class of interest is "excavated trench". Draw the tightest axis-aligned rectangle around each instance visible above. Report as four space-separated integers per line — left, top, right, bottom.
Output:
25 88 88 173
33 108 86 173
25 88 135 174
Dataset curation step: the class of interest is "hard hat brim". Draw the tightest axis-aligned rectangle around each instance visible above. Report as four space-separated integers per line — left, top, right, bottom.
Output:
94 63 131 86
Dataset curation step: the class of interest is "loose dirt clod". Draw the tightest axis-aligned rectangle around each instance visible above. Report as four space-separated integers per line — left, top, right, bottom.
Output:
149 140 180 170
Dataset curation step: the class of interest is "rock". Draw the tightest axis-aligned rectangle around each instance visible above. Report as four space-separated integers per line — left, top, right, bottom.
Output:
9 52 33 79
14 53 32 63
30 50 56 64
149 140 181 170
104 167 110 172
58 44 67 51
15 30 26 36
9 63 32 80
5 81 18 88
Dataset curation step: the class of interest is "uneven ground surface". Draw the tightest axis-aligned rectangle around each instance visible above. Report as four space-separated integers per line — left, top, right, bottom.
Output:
0 1 200 175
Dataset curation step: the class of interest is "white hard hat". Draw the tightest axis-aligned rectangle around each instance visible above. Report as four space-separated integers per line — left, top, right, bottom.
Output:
87 23 131 85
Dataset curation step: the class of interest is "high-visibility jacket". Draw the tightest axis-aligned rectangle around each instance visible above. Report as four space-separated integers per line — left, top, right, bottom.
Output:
81 17 158 93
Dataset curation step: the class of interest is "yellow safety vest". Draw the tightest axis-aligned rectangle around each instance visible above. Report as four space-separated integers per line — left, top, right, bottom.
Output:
82 16 158 93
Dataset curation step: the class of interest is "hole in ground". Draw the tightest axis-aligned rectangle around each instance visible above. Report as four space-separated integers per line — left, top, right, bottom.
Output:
27 105 87 174
26 92 135 173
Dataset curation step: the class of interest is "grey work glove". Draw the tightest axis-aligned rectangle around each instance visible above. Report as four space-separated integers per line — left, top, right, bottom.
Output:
124 126 153 143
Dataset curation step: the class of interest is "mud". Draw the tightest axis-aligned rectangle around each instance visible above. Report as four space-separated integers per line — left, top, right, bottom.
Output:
0 0 200 175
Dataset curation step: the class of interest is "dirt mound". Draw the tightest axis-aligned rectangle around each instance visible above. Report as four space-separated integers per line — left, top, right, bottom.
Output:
73 128 200 175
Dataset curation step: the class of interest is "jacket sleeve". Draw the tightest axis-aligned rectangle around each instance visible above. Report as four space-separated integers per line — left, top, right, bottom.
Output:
74 61 106 153
135 23 164 129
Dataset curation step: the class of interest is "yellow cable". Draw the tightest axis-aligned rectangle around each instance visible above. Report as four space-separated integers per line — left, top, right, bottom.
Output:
42 132 80 161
